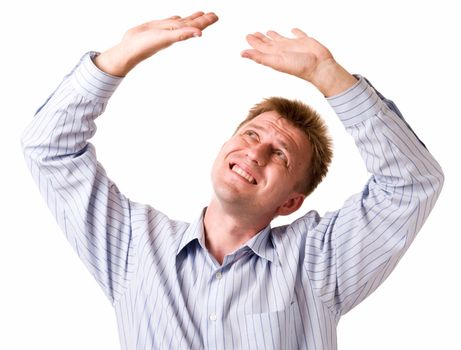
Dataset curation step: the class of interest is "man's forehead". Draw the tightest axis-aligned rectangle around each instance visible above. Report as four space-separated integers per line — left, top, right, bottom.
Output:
244 122 290 150
242 111 308 150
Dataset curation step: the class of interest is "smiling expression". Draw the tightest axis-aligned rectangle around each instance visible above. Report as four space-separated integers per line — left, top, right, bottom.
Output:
210 110 313 221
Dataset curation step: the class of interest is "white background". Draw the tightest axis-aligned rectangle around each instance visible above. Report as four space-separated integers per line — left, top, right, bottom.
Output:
1 0 460 349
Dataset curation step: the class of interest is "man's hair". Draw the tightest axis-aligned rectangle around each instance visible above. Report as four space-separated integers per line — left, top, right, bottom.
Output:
236 97 333 197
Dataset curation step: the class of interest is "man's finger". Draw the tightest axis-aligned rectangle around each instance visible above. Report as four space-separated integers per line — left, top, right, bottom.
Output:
291 28 308 38
181 11 205 22
241 49 277 69
164 15 181 21
182 12 218 30
241 49 263 64
266 30 285 41
253 32 271 43
246 34 269 52
175 28 202 41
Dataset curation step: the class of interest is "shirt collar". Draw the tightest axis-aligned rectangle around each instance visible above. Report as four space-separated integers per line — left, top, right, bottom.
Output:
176 208 207 256
176 208 281 266
243 225 280 266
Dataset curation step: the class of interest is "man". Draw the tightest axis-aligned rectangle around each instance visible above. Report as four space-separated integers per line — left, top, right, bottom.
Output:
22 11 444 350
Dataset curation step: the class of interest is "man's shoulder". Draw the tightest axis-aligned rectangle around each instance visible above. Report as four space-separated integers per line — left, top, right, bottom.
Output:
271 210 322 235
130 202 191 237
270 209 338 247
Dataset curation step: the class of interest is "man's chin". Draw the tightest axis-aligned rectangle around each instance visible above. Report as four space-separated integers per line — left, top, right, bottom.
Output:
212 185 255 207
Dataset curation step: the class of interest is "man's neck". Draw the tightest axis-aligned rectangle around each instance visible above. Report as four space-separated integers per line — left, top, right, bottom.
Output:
203 198 271 265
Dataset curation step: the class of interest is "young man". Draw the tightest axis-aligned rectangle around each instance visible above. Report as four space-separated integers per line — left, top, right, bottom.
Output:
22 11 444 350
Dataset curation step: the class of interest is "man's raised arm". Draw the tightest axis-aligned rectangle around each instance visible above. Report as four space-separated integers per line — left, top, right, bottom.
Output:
242 29 444 315
21 12 218 303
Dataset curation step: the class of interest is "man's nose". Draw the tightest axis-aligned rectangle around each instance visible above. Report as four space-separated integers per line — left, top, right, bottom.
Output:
246 143 270 166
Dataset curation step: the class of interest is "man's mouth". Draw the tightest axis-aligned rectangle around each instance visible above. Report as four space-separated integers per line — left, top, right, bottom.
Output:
230 163 257 185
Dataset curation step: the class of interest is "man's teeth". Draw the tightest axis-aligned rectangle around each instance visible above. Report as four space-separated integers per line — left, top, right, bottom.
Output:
232 165 256 184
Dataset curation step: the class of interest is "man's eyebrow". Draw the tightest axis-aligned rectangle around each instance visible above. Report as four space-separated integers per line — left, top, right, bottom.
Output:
245 123 290 151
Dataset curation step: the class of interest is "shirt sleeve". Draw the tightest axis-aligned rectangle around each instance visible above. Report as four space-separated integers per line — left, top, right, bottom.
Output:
21 52 136 304
303 76 444 317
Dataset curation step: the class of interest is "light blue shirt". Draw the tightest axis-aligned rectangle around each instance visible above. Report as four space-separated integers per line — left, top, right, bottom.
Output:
21 52 444 350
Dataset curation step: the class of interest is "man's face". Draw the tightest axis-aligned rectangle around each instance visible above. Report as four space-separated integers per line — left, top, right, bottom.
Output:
210 111 312 222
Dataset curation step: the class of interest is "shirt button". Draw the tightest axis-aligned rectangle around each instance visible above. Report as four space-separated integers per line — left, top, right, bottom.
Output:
209 313 217 321
215 272 223 280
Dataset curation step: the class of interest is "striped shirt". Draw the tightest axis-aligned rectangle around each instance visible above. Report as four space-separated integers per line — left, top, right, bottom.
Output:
21 52 444 350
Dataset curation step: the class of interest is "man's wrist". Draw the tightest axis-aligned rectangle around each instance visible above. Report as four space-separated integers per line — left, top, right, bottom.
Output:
93 45 135 77
308 59 358 98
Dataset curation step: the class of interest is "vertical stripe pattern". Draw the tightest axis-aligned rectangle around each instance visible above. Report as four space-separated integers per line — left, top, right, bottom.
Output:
21 52 444 349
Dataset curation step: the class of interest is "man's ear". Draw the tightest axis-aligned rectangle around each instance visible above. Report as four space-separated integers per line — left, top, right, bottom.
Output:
276 193 306 216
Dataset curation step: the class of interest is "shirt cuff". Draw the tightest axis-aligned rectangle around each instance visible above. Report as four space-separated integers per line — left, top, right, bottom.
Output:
326 75 381 127
70 51 124 103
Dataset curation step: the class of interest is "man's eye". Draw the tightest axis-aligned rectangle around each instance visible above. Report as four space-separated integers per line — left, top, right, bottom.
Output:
244 130 258 139
274 149 288 163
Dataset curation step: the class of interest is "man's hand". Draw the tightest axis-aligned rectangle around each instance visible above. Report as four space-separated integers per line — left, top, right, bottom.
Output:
241 29 357 97
95 11 218 77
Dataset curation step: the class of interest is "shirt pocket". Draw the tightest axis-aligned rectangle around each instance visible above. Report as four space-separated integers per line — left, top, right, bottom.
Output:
244 301 298 350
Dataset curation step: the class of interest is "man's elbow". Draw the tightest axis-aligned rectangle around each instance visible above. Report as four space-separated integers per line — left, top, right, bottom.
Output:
430 162 445 200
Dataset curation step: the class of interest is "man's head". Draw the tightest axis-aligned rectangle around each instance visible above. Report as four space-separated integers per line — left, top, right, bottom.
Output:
210 97 332 224
237 97 333 197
